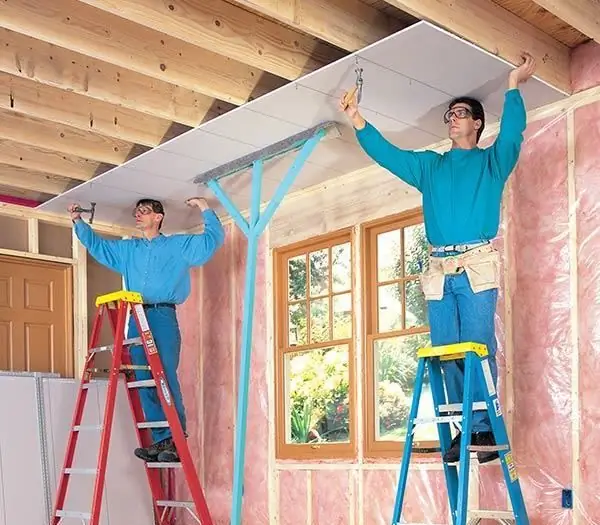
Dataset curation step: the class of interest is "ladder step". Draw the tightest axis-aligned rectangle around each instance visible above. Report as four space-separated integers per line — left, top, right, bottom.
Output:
56 509 91 520
137 421 169 429
90 337 142 353
147 462 182 469
128 379 156 388
469 445 510 452
414 415 462 425
438 401 488 413
468 509 515 523
65 468 97 475
73 425 102 431
157 500 194 509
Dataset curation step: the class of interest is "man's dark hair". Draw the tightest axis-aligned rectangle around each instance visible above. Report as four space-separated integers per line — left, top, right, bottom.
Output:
136 198 165 229
449 96 485 142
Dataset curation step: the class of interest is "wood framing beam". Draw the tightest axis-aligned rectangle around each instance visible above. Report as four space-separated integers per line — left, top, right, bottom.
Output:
382 0 572 93
228 0 402 51
0 109 148 166
0 185 50 204
0 28 234 126
0 72 189 147
0 163 79 195
76 0 345 79
529 0 600 44
0 138 109 182
0 202 137 236
2 0 286 104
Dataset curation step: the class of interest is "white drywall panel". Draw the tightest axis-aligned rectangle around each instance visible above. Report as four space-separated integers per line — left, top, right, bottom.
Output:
0 375 48 525
37 21 567 234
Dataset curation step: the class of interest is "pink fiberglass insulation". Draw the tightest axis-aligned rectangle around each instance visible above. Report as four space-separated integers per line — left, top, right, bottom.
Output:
510 114 574 523
172 62 600 522
571 40 600 93
575 101 600 523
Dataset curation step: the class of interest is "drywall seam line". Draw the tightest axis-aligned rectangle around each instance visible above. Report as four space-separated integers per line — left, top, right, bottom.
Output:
34 374 52 524
567 108 581 525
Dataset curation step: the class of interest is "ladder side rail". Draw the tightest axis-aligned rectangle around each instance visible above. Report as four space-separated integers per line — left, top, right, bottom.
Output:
89 300 128 524
391 357 428 525
427 357 459 524
456 353 477 525
120 332 169 523
477 356 530 525
51 305 106 524
131 303 214 525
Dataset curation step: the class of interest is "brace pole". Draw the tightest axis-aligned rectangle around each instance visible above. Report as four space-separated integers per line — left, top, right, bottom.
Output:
204 128 327 525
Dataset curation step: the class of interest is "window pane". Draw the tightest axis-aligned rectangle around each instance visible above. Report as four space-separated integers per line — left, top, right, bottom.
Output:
378 283 402 333
332 243 351 293
374 333 435 442
288 255 306 301
310 298 330 343
309 249 329 297
404 224 429 275
333 293 352 339
285 345 350 444
405 279 428 328
288 302 307 346
377 229 401 282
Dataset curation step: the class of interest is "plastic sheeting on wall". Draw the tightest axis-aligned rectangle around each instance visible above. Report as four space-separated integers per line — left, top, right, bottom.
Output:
174 99 600 524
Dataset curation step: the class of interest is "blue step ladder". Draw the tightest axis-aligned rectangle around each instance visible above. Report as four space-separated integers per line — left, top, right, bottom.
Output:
391 342 529 525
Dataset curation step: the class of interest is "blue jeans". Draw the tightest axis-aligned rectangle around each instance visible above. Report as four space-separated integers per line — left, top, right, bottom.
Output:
426 268 498 433
126 306 187 443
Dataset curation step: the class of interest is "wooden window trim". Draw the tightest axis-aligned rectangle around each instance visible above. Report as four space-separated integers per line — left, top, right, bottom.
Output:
273 228 357 460
361 208 438 459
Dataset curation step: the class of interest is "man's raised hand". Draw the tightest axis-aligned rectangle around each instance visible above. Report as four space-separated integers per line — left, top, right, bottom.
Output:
509 52 537 88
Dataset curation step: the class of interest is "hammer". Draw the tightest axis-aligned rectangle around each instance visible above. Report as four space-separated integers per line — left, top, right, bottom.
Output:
72 202 96 224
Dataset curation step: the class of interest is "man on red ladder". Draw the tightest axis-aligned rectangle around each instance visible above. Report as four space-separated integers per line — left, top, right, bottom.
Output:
69 197 225 463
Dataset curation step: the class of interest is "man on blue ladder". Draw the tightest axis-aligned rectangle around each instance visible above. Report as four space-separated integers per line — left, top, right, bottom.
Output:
341 53 536 464
70 197 225 462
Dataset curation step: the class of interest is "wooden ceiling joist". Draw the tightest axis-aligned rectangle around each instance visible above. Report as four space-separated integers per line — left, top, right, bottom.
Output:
228 0 403 51
0 109 147 166
2 0 286 105
0 28 234 127
76 0 345 79
0 138 107 182
0 72 189 147
530 0 600 44
382 0 572 93
0 163 79 195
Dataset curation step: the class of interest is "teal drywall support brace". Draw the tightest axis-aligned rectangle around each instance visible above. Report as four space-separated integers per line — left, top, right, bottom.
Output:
194 120 339 525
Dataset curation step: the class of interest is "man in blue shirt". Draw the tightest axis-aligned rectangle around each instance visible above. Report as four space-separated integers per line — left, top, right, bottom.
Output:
70 197 225 462
341 53 536 463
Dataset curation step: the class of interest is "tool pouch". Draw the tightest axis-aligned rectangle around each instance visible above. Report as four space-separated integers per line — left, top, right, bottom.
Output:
420 244 500 301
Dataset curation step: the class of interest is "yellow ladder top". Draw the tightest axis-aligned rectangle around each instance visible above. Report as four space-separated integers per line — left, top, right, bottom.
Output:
417 342 488 360
95 290 143 306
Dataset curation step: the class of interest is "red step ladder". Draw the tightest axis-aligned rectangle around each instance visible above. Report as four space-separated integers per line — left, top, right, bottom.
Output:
51 290 213 525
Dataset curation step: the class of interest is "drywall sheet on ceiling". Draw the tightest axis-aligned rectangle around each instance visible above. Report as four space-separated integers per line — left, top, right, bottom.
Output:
37 21 567 233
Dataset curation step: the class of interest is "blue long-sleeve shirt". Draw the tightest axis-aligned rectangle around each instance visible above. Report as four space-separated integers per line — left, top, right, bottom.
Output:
74 209 225 304
355 89 527 247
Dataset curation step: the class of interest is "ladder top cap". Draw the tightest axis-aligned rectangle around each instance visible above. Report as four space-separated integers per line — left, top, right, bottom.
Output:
417 342 488 359
95 290 143 306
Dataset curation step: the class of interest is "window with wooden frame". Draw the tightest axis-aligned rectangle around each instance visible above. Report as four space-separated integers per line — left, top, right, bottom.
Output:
274 229 355 459
362 210 437 458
